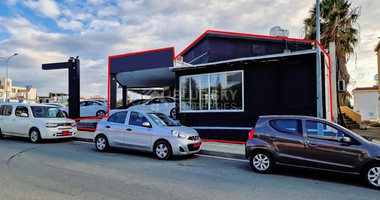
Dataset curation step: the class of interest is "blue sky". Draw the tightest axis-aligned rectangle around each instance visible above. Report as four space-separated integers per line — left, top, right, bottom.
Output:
0 0 379 98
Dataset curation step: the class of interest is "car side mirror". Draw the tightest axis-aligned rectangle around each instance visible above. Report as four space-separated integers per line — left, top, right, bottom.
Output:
142 122 151 128
341 137 351 145
20 113 28 117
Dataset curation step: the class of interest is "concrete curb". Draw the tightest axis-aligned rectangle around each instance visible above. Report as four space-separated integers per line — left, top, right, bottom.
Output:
72 137 246 160
199 150 246 160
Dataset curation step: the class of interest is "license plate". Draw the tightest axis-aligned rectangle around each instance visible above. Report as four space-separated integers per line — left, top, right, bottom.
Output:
62 131 69 136
193 143 201 148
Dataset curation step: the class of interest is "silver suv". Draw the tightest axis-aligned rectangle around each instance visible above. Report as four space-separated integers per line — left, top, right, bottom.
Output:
245 115 380 189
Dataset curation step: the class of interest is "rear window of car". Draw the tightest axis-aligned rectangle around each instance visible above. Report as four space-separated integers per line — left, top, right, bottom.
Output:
0 105 13 116
107 111 128 124
269 119 302 135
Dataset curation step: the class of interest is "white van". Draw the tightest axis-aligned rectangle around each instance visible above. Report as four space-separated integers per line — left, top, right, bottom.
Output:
0 103 77 143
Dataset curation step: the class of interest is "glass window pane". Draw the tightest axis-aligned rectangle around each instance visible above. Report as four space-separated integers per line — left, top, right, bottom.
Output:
200 75 209 110
108 111 128 124
306 121 345 141
129 112 148 127
270 120 301 134
210 73 221 110
180 77 190 111
190 76 200 110
211 72 243 110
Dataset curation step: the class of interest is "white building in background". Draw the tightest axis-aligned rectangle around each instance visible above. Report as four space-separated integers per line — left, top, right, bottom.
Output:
0 77 37 103
352 86 379 122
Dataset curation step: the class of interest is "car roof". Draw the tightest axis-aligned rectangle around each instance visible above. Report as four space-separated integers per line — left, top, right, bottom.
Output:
109 108 158 114
259 115 327 121
0 103 54 107
151 96 175 99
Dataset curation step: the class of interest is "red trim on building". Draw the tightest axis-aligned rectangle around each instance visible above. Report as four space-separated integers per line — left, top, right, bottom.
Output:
352 87 379 92
109 47 175 59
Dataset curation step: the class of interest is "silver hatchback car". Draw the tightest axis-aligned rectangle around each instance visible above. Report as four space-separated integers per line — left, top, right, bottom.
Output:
94 109 202 159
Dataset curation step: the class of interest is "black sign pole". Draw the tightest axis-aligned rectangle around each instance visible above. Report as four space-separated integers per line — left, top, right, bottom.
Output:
42 57 80 119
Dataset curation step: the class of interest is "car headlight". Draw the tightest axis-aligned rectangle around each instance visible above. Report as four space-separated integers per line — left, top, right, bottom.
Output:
171 130 186 138
71 122 77 127
46 123 58 128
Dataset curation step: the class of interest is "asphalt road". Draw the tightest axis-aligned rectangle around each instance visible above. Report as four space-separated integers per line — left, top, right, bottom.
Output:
0 137 379 200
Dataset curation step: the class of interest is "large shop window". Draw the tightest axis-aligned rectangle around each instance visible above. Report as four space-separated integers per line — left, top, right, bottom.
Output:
180 71 243 112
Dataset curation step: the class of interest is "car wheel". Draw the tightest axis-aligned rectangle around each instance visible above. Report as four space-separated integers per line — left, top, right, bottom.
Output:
0 128 3 139
95 135 109 152
170 108 176 119
362 163 380 190
249 151 274 173
96 110 106 116
154 141 172 160
29 129 41 143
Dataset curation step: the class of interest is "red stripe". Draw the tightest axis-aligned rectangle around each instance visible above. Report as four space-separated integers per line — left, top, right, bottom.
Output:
77 127 96 131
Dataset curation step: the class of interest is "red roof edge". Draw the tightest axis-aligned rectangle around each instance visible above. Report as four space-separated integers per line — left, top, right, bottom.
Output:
352 86 379 92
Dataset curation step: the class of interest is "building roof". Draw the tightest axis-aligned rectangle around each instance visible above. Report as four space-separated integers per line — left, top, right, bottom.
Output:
175 30 315 60
352 86 378 92
170 49 316 71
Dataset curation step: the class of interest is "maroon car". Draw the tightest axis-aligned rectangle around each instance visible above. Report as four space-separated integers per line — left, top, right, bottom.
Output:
245 115 380 189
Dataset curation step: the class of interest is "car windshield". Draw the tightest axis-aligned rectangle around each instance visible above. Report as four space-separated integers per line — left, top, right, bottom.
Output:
147 113 167 126
152 113 180 126
31 106 65 118
333 121 371 142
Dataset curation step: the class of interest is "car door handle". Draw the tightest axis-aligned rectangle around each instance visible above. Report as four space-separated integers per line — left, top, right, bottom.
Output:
126 128 132 131
305 141 317 147
269 136 277 140
105 125 111 128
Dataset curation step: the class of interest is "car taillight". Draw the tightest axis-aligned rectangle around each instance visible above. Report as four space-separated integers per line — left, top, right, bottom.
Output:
248 128 255 140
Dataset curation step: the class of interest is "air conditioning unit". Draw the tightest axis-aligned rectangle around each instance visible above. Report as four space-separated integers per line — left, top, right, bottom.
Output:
269 26 289 38
338 79 346 92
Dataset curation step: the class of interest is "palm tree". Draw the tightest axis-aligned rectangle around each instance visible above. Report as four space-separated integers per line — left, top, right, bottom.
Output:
304 0 361 106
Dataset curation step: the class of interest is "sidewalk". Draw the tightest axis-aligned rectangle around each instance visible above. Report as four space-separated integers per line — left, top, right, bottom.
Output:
350 127 380 141
74 127 379 160
74 130 246 160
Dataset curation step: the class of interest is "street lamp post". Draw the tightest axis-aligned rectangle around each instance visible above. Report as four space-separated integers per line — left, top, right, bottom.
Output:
316 0 323 118
0 53 18 102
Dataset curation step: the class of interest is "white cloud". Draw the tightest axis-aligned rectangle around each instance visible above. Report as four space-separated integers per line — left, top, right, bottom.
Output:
57 18 83 30
89 19 119 30
0 0 379 98
97 6 118 17
87 0 104 5
23 0 61 19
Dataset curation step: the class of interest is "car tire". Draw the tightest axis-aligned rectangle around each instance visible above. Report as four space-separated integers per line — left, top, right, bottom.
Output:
95 135 109 152
0 128 3 139
362 163 380 190
154 141 172 160
249 150 274 173
96 110 106 116
170 108 176 119
29 129 41 143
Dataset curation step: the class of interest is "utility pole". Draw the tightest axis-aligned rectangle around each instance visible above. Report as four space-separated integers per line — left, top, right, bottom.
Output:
316 0 323 118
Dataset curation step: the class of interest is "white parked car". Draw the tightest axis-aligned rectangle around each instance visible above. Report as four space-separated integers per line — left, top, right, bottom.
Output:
0 103 77 143
61 100 107 118
129 97 176 118
94 109 201 159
